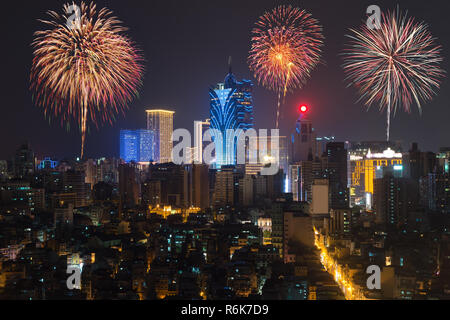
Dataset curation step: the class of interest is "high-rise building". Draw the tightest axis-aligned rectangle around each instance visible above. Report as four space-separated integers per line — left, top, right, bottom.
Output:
325 142 349 209
194 119 211 164
290 164 302 202
248 135 289 176
289 160 325 203
63 170 89 208
148 163 188 208
142 179 162 207
191 164 210 209
239 175 254 207
119 163 140 213
84 159 98 190
209 64 254 168
98 158 120 185
267 203 284 257
214 166 240 207
0 181 45 213
14 142 35 179
349 146 403 209
311 179 329 216
437 147 450 174
420 172 450 213
403 143 437 180
325 208 352 235
374 168 418 230
315 136 336 158
147 110 175 164
120 129 155 163
292 118 316 163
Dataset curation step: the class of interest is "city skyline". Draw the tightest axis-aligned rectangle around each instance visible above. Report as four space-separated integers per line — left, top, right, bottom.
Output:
1 0 450 160
1 0 449 303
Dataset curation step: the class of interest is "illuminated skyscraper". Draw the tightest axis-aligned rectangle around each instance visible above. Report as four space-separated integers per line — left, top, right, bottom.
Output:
147 109 175 164
349 147 403 209
194 119 211 164
209 63 254 168
120 130 155 163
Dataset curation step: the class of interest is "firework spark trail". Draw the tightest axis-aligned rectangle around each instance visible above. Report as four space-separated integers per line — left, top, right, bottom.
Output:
249 5 324 129
343 9 445 141
30 2 145 158
249 6 324 92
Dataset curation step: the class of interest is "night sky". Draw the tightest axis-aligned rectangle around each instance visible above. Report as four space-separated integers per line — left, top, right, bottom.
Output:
1 0 449 160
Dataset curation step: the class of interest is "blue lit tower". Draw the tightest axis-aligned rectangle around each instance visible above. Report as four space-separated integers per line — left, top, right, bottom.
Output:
209 61 254 168
120 130 155 163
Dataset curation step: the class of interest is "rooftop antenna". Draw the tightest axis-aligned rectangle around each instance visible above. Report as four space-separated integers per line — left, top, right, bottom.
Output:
228 56 232 74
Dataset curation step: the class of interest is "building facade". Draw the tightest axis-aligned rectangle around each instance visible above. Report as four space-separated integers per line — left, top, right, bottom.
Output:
147 110 175 164
194 119 211 164
120 129 155 163
209 66 254 168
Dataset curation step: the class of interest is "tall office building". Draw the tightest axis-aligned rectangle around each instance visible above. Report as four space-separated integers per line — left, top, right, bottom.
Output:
325 142 349 209
289 160 325 203
403 143 437 180
120 130 155 163
311 179 329 216
374 168 418 230
421 172 450 213
349 146 403 209
142 179 162 207
292 118 317 163
14 142 35 179
214 166 239 207
147 110 175 164
63 170 88 208
248 135 289 176
239 175 254 207
119 163 140 213
194 119 211 164
148 163 188 208
191 164 210 209
209 64 254 168
316 136 336 158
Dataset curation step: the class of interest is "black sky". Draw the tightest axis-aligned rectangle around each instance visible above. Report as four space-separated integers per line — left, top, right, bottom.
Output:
1 0 449 160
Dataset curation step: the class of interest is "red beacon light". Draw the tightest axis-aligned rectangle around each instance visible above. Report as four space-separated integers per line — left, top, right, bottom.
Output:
299 105 308 114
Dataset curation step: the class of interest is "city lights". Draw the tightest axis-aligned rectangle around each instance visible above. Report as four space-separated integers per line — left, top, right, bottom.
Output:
299 105 308 114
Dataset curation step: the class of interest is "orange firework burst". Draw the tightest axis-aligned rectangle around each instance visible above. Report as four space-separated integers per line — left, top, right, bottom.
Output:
248 5 324 128
30 2 145 158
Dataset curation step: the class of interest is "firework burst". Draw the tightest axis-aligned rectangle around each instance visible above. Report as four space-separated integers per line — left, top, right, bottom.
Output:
248 5 324 128
30 2 145 158
343 9 445 141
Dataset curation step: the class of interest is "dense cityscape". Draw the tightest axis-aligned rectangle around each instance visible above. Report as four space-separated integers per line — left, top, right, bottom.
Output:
0 65 449 300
